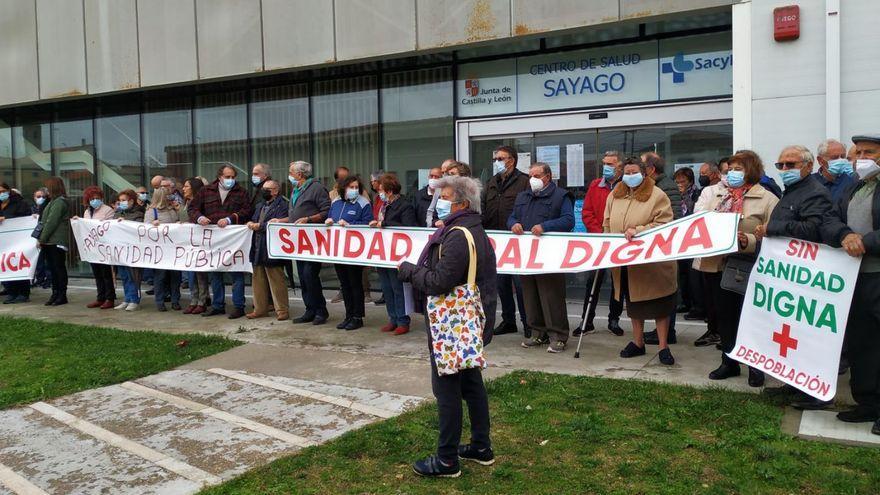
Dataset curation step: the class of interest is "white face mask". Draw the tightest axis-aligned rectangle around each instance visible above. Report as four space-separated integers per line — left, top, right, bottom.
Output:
856 159 880 180
493 160 507 175
529 177 545 192
427 178 439 190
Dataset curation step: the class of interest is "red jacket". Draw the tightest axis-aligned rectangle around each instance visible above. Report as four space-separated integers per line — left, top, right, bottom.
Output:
581 178 614 233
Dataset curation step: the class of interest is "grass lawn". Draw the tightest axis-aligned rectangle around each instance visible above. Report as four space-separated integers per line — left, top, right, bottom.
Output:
0 315 240 409
202 370 880 495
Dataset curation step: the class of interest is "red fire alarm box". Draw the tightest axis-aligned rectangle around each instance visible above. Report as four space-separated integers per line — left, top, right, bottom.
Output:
774 5 800 41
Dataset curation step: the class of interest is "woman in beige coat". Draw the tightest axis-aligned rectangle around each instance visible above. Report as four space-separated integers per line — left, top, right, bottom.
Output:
697 150 779 386
604 157 678 365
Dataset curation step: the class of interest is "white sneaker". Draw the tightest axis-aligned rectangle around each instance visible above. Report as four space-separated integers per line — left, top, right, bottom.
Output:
125 303 139 311
115 301 129 310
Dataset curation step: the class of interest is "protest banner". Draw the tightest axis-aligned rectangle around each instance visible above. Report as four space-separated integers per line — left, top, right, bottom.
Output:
731 237 861 401
71 218 253 272
266 211 740 275
0 216 40 282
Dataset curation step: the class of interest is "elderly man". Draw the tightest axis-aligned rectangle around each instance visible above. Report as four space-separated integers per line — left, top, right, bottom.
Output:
483 146 530 338
150 174 164 192
815 139 856 202
821 134 880 434
189 165 253 319
510 163 575 354
414 167 443 228
250 163 272 210
246 180 290 321
576 150 624 337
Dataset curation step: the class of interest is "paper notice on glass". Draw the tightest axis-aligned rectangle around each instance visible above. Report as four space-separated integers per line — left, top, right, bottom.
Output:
536 145 561 177
517 152 532 174
417 169 430 190
565 144 585 187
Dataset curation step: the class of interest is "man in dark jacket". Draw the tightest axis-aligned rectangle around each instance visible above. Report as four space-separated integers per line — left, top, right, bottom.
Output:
0 185 36 303
820 134 880 434
413 167 442 228
509 163 575 354
190 165 254 319
249 163 272 211
247 180 290 321
482 145 530 338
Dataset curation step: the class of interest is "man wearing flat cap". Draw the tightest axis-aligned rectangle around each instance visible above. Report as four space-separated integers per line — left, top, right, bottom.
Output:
821 133 880 435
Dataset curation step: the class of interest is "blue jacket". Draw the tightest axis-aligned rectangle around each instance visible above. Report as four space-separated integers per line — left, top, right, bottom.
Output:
507 181 575 232
815 172 857 203
328 196 373 225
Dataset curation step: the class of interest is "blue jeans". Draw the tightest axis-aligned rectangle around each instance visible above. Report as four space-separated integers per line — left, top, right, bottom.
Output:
210 272 245 311
154 269 181 307
378 267 409 326
117 266 140 303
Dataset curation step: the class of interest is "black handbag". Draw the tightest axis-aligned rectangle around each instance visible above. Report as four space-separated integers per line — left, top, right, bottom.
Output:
30 222 44 240
720 254 756 295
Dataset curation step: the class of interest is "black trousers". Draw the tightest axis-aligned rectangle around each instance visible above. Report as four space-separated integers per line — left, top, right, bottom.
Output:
429 335 491 460
44 245 68 296
90 263 115 302
702 271 722 335
847 273 880 410
714 284 744 355
3 280 30 298
584 269 623 323
335 264 364 318
688 264 706 314
296 260 326 316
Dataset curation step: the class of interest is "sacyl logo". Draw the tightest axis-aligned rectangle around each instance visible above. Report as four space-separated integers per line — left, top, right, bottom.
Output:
662 52 694 83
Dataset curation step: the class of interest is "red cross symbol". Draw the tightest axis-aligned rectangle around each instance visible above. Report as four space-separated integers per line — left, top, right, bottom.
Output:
772 323 798 358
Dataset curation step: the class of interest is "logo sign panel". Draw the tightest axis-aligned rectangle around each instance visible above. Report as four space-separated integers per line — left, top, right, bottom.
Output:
659 33 733 100
457 59 516 117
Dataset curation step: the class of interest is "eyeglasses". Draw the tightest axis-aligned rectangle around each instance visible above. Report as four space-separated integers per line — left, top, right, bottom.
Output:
774 161 803 170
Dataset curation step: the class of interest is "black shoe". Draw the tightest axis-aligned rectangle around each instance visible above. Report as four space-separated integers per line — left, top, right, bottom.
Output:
748 367 765 387
607 319 624 336
658 348 675 365
644 329 676 345
312 313 329 325
572 321 594 337
837 406 880 423
227 308 245 319
171 303 182 311
201 307 225 317
791 397 832 410
872 419 880 436
344 317 363 330
9 295 29 304
684 310 706 321
709 362 741 380
694 330 721 347
374 297 385 306
412 455 460 478
493 321 518 336
458 444 495 465
2 295 16 304
619 341 646 358
157 304 168 312
675 304 689 313
336 317 352 329
146 289 155 295
45 293 58 306
523 325 532 339
50 296 68 306
292 312 315 324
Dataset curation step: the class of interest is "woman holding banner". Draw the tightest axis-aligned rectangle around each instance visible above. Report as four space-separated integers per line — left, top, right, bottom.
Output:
114 189 145 311
79 186 117 309
180 177 210 315
38 177 71 306
0 183 35 304
604 157 678 365
145 188 182 312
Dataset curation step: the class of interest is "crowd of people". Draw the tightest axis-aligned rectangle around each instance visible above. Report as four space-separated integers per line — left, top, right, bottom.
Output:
2 133 880 475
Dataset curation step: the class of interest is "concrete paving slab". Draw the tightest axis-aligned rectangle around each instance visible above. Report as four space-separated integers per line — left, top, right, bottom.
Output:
0 407 200 495
798 410 880 448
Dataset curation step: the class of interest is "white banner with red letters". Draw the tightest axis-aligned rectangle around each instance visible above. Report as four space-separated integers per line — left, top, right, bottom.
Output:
71 218 253 272
266 211 741 275
731 237 861 401
0 216 40 282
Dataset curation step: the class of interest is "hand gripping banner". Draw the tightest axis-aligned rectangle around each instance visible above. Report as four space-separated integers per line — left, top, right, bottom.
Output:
0 216 40 282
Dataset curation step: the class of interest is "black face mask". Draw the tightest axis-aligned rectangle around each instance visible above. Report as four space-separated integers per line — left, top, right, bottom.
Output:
261 190 273 201
698 176 711 188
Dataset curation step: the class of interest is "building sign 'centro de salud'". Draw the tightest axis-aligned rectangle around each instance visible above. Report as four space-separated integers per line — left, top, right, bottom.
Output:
456 33 732 117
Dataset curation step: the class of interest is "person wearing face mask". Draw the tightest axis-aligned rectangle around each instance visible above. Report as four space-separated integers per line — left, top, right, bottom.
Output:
325 176 374 330
246 180 290 322
415 167 444 229
0 183 35 304
575 150 625 337
820 134 880 434
509 163 575 354
189 165 254 319
424 159 458 229
113 189 145 311
30 187 52 290
815 139 856 202
136 187 150 207
603 157 677 365
78 186 117 309
249 163 272 211
38 177 71 306
482 146 530 338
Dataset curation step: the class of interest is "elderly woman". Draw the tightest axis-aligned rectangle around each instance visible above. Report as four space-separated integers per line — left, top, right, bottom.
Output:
604 157 678 365
246 180 290 321
78 185 117 309
0 183 35 304
398 175 497 478
113 189 145 311
145 188 181 312
698 150 778 386
38 177 71 306
325 176 373 330
371 173 418 335
180 177 210 315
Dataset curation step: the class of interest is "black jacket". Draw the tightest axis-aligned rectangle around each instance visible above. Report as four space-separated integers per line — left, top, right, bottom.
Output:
398 210 497 345
482 169 530 231
380 196 418 227
767 174 832 242
412 186 436 228
250 195 290 266
654 173 684 220
1 192 33 219
821 179 880 255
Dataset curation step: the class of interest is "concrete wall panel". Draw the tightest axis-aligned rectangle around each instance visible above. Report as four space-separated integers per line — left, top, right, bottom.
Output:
137 0 198 87
0 0 40 105
262 0 334 70
84 0 139 93
840 1 880 93
196 0 263 79
511 0 619 36
417 0 509 48
842 89 880 143
752 94 825 184
620 0 733 19
336 0 416 61
37 0 87 99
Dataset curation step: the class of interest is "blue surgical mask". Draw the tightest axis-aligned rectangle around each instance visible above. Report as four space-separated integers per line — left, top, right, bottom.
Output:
435 199 453 219
222 178 236 189
622 173 644 188
117 201 129 211
288 175 298 187
89 198 103 209
251 175 262 185
0 192 8 202
345 188 359 201
35 197 46 206
726 170 746 188
138 192 148 202
827 158 853 176
779 169 803 187
379 192 388 202
602 165 615 181
493 160 506 175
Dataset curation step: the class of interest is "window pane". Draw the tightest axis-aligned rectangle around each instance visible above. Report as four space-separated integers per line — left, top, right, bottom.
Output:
665 123 732 170
96 107 142 194
312 75 379 184
144 98 193 184
12 113 52 204
53 110 96 215
0 117 11 188
251 83 310 187
382 67 453 194
195 91 248 180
